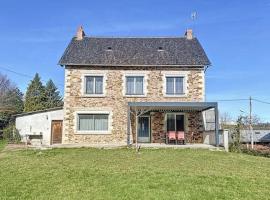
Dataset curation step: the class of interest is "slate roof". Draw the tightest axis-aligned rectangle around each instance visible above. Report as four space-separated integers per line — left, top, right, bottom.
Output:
58 37 211 66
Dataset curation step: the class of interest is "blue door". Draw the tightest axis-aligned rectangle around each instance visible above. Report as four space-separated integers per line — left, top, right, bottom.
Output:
138 116 150 143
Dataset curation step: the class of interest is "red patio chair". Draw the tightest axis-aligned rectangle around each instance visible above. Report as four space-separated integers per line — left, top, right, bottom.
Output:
177 131 185 145
167 131 177 144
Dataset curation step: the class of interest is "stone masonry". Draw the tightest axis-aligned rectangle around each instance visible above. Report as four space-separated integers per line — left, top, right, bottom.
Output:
63 66 204 144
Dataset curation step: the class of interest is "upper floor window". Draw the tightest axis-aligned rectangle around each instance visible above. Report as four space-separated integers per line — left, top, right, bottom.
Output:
166 77 184 95
126 76 144 95
85 76 103 94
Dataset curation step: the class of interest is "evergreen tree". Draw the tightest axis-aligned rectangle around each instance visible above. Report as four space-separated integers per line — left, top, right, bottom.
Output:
45 79 63 108
24 73 47 112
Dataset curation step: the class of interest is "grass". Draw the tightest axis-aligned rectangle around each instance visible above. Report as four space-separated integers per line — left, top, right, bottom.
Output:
0 148 269 200
0 140 6 151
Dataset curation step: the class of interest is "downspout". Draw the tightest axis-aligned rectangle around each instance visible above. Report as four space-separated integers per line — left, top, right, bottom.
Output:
127 105 131 146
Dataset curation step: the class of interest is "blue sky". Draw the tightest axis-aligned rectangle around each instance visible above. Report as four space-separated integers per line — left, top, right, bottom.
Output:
0 0 270 121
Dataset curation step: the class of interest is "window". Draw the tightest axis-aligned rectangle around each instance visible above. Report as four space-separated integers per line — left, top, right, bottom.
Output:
166 77 184 95
85 76 103 94
126 76 144 95
167 114 184 131
78 114 109 131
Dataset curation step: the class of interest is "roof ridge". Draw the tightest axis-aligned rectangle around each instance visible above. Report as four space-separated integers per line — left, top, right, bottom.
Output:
82 36 192 39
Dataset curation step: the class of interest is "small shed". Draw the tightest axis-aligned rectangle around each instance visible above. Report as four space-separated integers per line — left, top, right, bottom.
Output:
15 107 64 146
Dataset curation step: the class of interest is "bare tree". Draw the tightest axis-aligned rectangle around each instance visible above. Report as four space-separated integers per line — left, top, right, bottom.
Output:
0 73 23 129
220 112 233 127
241 114 261 125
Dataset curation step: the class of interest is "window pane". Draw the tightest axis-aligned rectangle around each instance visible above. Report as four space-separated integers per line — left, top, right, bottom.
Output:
167 114 175 131
78 114 94 130
176 115 184 131
78 114 108 131
135 77 143 94
166 77 174 94
85 77 94 94
175 77 184 94
95 77 103 94
126 77 134 94
94 114 108 131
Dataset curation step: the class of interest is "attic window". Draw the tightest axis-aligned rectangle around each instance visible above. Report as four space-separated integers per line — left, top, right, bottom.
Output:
106 47 112 51
158 47 164 51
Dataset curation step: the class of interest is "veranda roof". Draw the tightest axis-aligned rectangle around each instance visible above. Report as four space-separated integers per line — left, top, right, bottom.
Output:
128 102 218 112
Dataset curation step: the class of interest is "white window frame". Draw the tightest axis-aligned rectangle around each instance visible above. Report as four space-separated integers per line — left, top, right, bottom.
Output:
75 110 112 134
162 72 188 97
81 71 107 97
122 71 148 97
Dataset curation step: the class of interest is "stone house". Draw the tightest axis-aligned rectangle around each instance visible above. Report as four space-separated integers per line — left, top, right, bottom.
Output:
58 26 219 146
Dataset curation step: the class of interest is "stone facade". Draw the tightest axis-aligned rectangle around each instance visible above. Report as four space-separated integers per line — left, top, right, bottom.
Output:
63 66 205 144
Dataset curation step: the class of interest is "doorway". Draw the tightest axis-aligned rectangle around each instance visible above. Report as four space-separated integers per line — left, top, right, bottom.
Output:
51 120 63 144
137 116 150 143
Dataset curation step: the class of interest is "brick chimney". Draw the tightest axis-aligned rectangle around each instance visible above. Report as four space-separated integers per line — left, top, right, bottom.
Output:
76 26 85 40
185 29 193 40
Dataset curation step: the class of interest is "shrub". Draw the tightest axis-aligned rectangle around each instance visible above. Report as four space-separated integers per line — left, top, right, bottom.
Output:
229 116 243 152
240 147 270 158
3 124 21 143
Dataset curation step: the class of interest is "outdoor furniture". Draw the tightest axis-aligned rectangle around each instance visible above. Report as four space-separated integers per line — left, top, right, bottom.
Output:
167 131 177 144
176 131 185 144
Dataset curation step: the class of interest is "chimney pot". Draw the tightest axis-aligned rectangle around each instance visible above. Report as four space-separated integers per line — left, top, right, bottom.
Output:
76 26 85 40
185 29 193 40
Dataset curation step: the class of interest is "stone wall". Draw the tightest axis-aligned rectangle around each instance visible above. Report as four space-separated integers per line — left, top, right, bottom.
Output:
151 112 166 143
63 66 205 144
187 112 204 143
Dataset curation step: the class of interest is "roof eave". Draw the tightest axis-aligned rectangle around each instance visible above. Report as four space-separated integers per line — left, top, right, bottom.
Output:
58 63 209 67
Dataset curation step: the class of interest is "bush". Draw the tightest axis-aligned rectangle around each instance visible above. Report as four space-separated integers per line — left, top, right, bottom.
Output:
240 147 270 158
3 124 21 143
229 117 243 152
229 142 241 152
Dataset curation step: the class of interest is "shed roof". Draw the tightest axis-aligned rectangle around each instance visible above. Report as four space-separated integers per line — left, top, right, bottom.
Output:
58 37 211 66
14 107 63 117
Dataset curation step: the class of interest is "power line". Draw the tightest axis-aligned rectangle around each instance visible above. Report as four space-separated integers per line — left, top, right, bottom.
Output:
0 66 64 87
208 98 270 104
0 66 32 79
252 98 270 105
208 98 249 102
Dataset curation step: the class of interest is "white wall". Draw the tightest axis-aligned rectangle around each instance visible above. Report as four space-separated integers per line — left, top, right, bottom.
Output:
15 109 63 146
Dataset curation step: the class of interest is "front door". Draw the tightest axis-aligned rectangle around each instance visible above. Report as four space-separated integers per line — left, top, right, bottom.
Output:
51 120 63 144
138 116 150 143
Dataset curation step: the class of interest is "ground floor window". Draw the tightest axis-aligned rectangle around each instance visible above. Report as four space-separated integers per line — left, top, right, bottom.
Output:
77 114 109 131
166 113 185 131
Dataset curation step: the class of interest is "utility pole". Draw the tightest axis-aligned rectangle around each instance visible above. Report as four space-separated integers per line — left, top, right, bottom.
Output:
249 96 254 149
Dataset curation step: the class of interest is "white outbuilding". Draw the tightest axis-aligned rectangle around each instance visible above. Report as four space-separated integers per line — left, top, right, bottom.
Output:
15 107 63 146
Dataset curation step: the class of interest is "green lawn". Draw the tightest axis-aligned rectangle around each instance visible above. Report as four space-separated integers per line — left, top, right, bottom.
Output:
0 140 6 151
0 148 269 200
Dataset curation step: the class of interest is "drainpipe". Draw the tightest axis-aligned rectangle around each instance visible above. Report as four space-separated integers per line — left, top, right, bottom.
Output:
127 106 131 146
